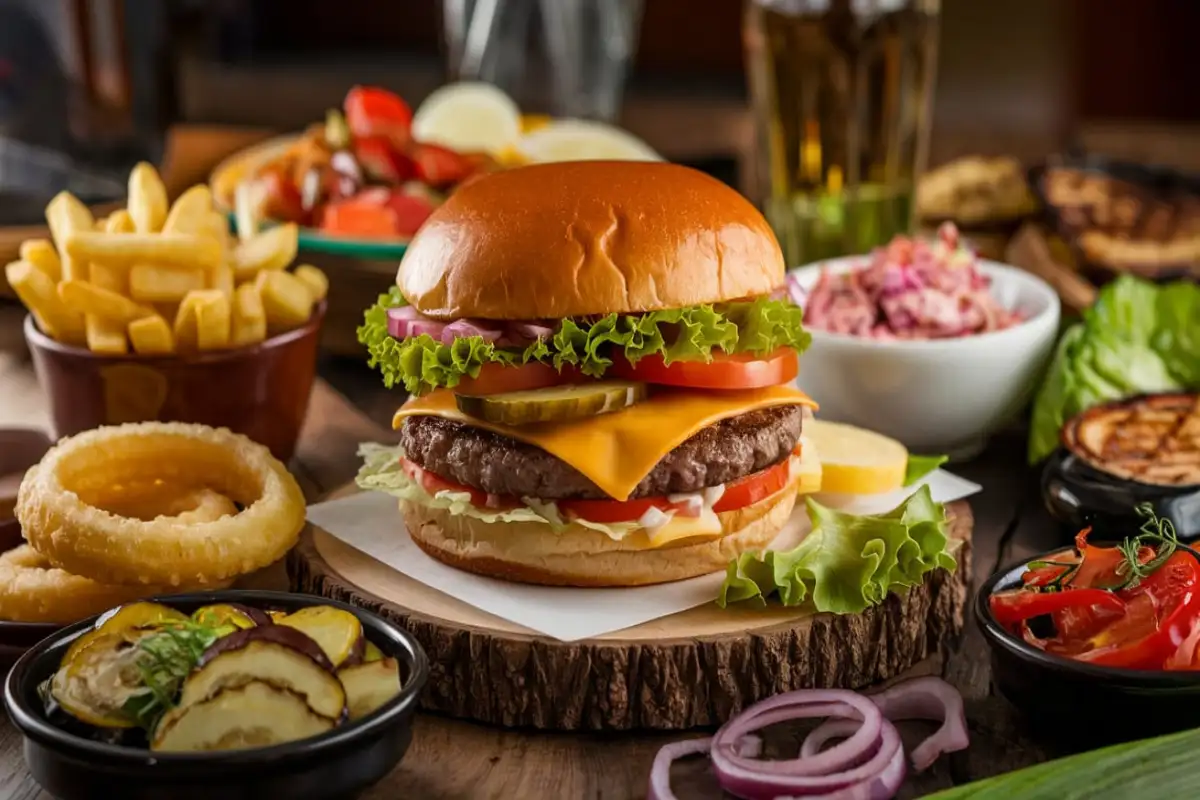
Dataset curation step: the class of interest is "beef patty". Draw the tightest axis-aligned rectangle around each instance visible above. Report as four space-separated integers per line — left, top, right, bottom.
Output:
400 406 802 500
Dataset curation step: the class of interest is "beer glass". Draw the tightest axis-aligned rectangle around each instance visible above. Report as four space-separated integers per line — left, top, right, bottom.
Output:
745 0 941 265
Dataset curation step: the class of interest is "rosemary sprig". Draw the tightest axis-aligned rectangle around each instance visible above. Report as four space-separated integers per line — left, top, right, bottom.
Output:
1113 503 1200 590
121 621 222 731
1026 559 1081 592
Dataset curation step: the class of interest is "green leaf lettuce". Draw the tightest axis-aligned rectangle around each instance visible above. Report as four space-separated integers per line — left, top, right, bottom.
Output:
717 484 956 615
356 288 811 394
1027 276 1198 463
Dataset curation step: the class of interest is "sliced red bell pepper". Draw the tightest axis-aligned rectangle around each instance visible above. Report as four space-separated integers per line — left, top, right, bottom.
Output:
990 588 1127 628
1068 552 1200 669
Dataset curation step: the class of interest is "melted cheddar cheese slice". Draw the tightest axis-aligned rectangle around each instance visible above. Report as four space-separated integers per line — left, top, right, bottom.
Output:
393 386 817 501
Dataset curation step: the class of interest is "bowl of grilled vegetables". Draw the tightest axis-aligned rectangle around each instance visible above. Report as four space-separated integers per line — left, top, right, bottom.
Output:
4 591 428 800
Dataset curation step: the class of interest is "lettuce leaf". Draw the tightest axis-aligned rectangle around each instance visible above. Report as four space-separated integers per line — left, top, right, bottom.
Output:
356 288 811 394
1027 276 1199 463
716 485 956 615
904 454 948 486
355 442 640 539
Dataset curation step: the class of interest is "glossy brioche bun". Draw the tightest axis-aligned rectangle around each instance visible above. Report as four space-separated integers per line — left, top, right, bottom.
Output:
399 481 798 587
397 161 785 320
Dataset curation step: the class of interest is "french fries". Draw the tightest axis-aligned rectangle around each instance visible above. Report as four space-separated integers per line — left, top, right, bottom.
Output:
128 162 169 234
5 260 86 344
128 314 175 355
231 282 267 347
46 191 94 281
8 162 326 356
129 264 206 303
232 223 299 282
58 279 153 326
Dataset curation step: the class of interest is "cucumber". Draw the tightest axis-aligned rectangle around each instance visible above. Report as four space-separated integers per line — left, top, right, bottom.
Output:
455 381 647 426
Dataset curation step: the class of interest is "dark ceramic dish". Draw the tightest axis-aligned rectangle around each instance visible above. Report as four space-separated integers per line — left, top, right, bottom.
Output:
977 555 1200 748
23 301 325 462
4 590 429 800
1042 446 1200 542
1028 152 1200 284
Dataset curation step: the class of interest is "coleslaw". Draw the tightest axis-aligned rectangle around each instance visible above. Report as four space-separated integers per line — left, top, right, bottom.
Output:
799 223 1023 340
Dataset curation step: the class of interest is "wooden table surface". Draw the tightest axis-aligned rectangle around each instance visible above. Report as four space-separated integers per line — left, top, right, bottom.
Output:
0 299 1080 799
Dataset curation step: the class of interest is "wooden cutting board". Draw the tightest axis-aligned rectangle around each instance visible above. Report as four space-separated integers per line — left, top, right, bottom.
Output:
290 488 972 731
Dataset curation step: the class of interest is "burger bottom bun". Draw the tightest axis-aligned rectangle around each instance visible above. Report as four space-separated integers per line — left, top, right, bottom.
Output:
400 481 800 587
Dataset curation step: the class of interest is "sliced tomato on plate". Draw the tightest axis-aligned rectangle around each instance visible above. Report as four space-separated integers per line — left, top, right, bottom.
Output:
558 458 792 524
610 348 799 390
411 143 476 187
345 86 413 150
454 362 580 396
385 193 437 236
320 199 399 239
353 136 413 184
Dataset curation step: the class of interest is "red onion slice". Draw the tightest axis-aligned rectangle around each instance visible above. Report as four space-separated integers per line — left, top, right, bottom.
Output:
443 319 503 344
387 307 447 340
647 678 967 800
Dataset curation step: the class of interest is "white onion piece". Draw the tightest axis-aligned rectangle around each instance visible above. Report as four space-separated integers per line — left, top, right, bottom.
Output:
637 505 673 534
647 678 967 800
330 150 363 183
702 484 726 506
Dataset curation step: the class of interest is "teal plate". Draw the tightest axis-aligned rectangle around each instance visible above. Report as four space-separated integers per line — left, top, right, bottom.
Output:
295 226 409 260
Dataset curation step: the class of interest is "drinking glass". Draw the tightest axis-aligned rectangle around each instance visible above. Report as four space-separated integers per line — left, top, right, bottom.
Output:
745 0 941 265
441 0 643 121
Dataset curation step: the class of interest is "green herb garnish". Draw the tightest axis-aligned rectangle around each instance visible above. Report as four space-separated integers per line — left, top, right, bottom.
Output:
1113 503 1199 590
1025 559 1082 592
121 621 222 731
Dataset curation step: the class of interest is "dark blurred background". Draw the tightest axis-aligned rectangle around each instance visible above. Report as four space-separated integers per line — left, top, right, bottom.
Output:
2 0 1197 198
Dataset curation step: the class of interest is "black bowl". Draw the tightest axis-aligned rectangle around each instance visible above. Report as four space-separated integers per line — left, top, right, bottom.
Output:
1041 446 1200 542
977 554 1200 748
4 590 429 800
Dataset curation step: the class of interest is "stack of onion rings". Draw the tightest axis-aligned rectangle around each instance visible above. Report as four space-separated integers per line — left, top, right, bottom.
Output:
5 422 306 623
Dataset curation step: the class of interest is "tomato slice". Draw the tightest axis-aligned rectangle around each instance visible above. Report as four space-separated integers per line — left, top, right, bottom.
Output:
558 458 792 524
454 362 578 396
353 137 413 184
344 86 413 150
610 349 799 390
321 200 399 239
410 143 476 187
400 458 490 507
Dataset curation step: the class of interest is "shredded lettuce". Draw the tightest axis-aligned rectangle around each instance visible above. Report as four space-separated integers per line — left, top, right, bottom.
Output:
355 442 639 540
356 287 811 394
716 485 956 615
1027 276 1198 463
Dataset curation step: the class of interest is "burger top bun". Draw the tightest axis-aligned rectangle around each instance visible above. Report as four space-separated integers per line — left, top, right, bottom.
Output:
396 161 785 320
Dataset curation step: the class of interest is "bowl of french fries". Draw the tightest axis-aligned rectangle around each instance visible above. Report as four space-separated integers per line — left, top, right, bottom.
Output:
6 162 329 461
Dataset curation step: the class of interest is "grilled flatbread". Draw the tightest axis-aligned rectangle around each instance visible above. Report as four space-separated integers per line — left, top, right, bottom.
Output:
1063 393 1200 487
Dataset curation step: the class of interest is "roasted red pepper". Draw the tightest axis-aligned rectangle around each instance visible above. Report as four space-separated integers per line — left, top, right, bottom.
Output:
990 588 1127 626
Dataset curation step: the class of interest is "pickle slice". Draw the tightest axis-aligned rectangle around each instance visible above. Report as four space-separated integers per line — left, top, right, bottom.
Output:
455 381 647 426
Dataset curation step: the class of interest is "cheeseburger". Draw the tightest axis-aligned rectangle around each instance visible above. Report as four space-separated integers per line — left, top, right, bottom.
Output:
358 161 819 586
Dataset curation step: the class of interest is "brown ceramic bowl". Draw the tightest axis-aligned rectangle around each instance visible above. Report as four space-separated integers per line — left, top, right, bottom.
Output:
23 302 325 462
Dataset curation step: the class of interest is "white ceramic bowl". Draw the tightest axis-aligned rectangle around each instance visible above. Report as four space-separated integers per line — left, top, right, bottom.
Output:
791 257 1061 460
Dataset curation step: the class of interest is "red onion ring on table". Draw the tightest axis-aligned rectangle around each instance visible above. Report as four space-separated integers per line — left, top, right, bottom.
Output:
647 677 968 800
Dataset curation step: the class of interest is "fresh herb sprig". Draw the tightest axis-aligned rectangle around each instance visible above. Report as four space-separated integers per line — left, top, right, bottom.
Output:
1025 559 1081 592
1113 504 1200 590
121 621 224 731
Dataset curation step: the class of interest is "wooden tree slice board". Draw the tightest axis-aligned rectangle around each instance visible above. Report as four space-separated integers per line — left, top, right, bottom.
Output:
288 487 973 731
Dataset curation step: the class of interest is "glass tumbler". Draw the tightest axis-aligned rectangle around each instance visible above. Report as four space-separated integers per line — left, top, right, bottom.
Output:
745 0 941 265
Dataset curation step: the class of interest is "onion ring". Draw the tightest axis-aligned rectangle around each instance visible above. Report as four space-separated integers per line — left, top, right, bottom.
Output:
0 546 230 624
648 677 969 800
17 422 306 587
